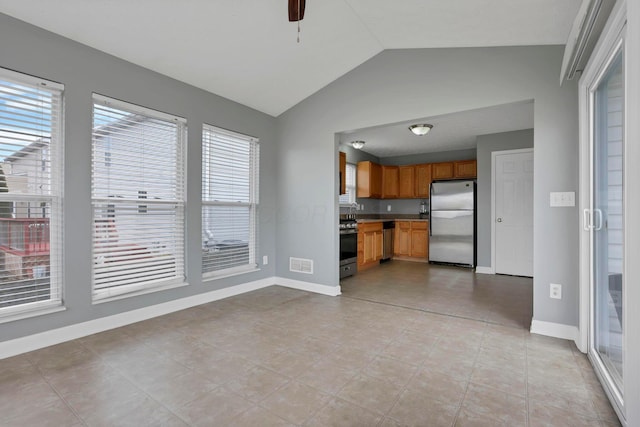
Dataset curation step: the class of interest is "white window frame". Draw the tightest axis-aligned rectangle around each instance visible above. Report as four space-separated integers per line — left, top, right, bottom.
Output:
339 163 357 206
0 67 64 320
91 94 187 301
202 124 259 278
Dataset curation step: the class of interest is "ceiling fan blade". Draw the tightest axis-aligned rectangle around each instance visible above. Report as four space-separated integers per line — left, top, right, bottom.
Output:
288 0 306 22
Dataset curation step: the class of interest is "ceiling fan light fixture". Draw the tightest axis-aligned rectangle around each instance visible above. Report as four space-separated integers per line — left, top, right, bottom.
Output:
409 124 433 136
351 140 365 150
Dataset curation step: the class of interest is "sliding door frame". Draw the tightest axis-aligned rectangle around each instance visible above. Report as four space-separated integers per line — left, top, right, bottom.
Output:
578 1 627 424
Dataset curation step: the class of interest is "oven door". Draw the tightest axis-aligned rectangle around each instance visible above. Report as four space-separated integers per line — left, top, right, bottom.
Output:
339 229 357 265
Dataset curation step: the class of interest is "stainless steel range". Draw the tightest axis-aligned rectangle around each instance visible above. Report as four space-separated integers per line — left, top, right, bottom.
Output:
339 218 358 279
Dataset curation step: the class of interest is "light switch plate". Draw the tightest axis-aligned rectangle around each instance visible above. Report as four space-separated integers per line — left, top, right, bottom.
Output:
550 192 575 207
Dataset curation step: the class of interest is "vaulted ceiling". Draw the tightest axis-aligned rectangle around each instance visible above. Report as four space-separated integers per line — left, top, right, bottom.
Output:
0 0 582 117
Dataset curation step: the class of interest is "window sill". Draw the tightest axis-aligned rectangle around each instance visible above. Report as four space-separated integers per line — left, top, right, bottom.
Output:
92 280 189 305
0 303 66 325
203 266 260 282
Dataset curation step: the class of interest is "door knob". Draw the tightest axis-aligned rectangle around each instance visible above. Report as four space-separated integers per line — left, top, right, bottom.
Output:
497 218 503 223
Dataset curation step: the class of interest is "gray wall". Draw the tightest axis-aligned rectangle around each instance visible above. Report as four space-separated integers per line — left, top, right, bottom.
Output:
277 46 580 327
476 129 534 268
379 148 476 166
0 14 277 342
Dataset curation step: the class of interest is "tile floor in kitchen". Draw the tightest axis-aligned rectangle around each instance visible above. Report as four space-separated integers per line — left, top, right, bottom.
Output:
0 262 621 426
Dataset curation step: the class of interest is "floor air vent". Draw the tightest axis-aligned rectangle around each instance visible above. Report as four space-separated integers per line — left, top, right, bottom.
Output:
289 257 313 274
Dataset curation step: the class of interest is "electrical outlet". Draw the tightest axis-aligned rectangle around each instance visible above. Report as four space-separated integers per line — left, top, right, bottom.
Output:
387 205 391 212
550 283 562 299
262 255 268 265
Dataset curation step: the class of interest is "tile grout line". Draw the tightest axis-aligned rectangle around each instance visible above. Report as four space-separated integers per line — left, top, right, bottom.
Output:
27 356 89 427
341 293 530 331
450 328 485 426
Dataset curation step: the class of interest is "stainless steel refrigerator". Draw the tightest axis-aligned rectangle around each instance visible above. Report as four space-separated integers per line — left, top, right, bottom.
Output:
429 180 475 267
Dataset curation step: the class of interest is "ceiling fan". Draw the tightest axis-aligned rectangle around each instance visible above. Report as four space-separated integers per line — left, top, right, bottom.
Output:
288 0 306 22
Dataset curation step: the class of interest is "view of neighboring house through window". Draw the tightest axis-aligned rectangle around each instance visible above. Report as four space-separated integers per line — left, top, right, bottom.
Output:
91 94 186 300
339 163 356 205
202 125 259 276
0 67 63 316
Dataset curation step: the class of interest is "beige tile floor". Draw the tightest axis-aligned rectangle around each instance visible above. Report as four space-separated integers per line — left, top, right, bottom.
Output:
0 263 621 426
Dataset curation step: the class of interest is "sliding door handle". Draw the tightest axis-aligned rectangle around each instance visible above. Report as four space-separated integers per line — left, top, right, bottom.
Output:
583 209 592 231
594 209 603 231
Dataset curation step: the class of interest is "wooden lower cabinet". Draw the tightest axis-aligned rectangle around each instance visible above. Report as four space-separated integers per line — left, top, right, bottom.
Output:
394 221 411 257
394 221 428 260
410 222 428 259
358 222 384 271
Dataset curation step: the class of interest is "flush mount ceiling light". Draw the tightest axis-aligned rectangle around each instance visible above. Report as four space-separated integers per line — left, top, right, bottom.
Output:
409 124 433 136
351 140 365 149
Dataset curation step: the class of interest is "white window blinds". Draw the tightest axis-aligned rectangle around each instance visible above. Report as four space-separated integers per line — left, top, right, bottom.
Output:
339 163 356 205
92 94 186 300
0 68 63 317
202 125 259 276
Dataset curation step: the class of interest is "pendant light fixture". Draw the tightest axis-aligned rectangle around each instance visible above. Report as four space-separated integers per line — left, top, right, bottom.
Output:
409 124 433 136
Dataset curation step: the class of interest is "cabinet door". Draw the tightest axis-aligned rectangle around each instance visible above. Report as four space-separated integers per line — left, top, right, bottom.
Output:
357 161 382 198
415 164 432 198
432 162 454 180
394 221 411 256
381 166 399 198
363 231 376 263
357 231 364 268
339 151 346 195
398 166 415 198
410 223 428 259
375 230 383 260
454 160 477 178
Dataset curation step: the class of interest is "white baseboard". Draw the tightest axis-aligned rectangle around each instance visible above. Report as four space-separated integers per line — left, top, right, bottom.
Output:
0 275 343 360
475 266 494 274
530 319 580 343
275 276 342 296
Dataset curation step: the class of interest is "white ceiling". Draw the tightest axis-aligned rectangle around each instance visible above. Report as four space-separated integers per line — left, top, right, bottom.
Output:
339 101 534 158
0 0 581 117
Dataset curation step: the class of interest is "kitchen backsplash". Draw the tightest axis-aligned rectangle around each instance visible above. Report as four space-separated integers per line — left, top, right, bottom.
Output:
340 198 429 215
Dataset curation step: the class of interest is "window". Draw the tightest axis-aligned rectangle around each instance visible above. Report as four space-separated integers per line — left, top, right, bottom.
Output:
339 163 357 205
0 68 63 317
91 95 186 300
202 125 259 276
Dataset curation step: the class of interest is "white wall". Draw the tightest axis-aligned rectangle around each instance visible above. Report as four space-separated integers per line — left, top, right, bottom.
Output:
277 46 580 327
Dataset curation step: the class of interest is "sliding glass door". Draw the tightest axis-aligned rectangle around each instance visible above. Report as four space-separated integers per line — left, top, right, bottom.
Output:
583 23 626 420
592 48 624 393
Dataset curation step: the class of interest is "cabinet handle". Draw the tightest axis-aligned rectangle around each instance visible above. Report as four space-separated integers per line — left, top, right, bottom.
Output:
496 217 503 223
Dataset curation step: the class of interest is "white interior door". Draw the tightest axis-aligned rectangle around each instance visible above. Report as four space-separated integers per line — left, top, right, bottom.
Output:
493 149 533 276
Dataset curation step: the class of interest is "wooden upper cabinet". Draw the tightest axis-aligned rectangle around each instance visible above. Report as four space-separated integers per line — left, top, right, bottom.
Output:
398 166 415 198
381 165 399 199
415 163 432 198
357 161 382 198
339 151 346 195
432 162 454 180
454 160 477 178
